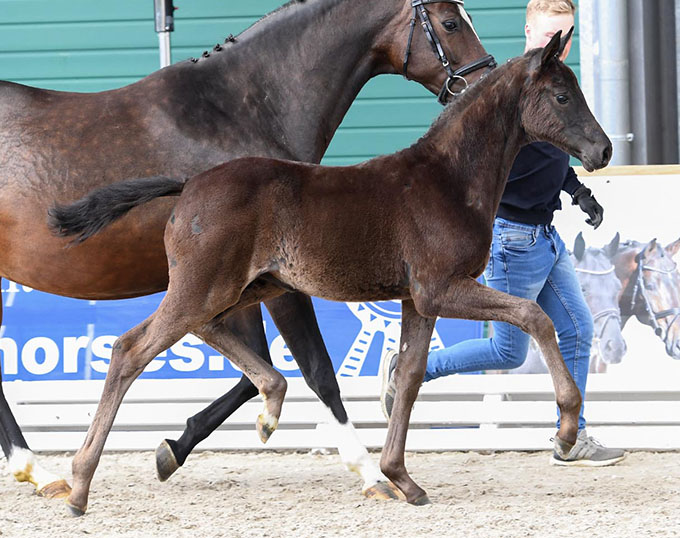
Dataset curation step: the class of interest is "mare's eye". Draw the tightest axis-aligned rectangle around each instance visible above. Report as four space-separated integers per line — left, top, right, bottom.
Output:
556 94 569 105
442 20 458 32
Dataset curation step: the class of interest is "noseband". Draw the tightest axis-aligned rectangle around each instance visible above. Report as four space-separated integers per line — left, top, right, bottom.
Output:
403 0 497 105
627 252 680 347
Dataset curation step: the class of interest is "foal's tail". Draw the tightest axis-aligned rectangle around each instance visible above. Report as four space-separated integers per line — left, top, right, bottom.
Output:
48 176 186 244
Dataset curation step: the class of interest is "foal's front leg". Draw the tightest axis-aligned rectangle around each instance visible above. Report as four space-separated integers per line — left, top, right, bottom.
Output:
379 299 436 505
415 277 581 448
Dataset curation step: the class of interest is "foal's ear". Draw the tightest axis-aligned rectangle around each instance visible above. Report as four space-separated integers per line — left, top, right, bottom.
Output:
573 231 586 261
558 26 574 58
540 30 562 68
605 232 620 259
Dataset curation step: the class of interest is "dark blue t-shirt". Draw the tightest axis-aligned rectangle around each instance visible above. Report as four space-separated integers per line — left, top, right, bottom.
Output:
496 142 582 225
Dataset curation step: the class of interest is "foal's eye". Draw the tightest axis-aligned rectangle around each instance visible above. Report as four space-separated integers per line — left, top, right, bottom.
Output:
556 94 569 105
442 20 459 32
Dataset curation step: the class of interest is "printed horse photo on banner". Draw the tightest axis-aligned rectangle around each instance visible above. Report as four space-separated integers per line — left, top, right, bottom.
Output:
0 0 495 501
501 232 680 374
49 29 613 513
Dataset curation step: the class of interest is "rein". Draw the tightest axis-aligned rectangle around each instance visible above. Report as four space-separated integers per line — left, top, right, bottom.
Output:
403 0 497 105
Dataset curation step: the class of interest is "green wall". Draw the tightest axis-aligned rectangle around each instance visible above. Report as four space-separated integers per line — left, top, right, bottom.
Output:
0 0 578 165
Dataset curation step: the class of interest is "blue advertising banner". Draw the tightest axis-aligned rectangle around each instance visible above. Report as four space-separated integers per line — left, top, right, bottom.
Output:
0 282 483 381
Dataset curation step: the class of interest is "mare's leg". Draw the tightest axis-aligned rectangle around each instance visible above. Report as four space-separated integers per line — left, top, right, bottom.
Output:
0 284 71 498
415 277 581 449
379 299 435 505
266 292 398 499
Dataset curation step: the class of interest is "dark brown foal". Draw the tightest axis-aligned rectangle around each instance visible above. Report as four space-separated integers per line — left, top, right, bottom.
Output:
51 30 611 512
0 0 493 500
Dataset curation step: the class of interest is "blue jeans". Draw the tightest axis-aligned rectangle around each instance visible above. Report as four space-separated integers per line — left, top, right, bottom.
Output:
425 217 592 430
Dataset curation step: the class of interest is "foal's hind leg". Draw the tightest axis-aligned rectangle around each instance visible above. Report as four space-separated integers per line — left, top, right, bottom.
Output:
266 292 399 500
194 314 288 445
67 278 247 516
415 277 581 448
379 299 435 505
156 304 269 482
0 285 71 498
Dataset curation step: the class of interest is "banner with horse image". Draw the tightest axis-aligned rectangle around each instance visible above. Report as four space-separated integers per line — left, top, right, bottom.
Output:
0 285 482 381
506 166 680 383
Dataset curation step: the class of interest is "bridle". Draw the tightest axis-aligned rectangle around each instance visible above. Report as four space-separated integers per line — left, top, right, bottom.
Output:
575 264 623 363
403 0 497 105
625 249 680 349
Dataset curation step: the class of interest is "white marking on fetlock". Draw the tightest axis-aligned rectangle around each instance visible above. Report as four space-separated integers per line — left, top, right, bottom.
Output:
259 406 279 433
7 447 62 491
330 415 385 491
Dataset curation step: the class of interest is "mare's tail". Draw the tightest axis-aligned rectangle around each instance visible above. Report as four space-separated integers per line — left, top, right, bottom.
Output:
48 176 186 244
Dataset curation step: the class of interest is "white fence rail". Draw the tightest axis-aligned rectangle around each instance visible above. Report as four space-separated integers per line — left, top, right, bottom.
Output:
5 374 680 452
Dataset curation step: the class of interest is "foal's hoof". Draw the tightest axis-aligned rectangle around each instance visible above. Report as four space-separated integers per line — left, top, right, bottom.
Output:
409 493 432 506
66 499 87 517
156 439 181 482
363 481 403 501
38 479 72 499
256 413 278 444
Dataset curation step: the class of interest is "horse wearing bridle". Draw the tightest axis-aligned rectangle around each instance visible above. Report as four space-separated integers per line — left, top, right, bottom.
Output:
51 30 611 514
614 238 680 359
0 0 493 499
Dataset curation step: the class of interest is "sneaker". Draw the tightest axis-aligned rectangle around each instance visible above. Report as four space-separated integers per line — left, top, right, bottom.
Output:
550 429 626 467
379 349 398 420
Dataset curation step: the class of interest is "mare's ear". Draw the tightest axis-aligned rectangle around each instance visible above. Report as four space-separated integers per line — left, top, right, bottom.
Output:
665 237 680 258
540 30 562 69
573 231 586 261
605 232 620 259
558 26 574 58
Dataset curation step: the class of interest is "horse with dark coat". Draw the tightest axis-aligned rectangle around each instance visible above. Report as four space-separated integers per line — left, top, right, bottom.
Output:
0 0 493 498
51 30 611 514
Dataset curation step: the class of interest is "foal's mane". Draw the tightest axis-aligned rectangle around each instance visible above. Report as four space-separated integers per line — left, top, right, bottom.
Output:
421 52 532 141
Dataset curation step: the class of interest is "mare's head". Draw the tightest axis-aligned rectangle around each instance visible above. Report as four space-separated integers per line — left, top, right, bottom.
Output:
518 29 612 172
380 0 495 103
572 233 626 368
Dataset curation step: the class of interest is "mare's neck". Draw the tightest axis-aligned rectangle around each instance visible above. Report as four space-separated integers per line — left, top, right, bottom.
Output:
199 0 392 163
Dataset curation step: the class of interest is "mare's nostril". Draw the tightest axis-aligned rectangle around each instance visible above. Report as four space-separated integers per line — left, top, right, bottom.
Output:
602 144 612 164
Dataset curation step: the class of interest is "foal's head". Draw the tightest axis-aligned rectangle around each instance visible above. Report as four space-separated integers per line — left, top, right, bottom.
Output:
519 29 612 172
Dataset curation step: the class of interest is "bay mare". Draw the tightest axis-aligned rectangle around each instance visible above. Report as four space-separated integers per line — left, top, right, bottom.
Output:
51 31 612 514
0 0 492 498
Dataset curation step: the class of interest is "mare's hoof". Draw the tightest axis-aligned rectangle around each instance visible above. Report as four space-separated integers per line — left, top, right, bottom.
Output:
66 499 86 517
409 493 432 506
256 413 278 444
38 479 72 499
156 439 181 482
363 481 403 501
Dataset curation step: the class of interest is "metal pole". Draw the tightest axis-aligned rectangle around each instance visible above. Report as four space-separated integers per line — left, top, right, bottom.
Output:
597 0 632 165
154 0 175 68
